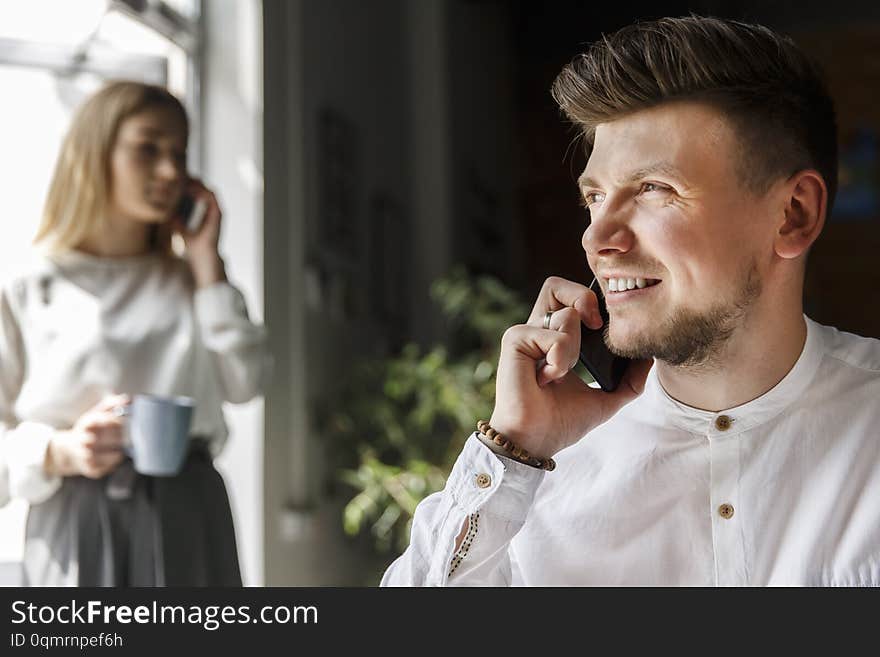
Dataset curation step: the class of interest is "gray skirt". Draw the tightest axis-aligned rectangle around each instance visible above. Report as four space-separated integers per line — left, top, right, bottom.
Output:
22 441 241 586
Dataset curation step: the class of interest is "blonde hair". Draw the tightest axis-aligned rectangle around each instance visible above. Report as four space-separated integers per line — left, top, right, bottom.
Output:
34 80 189 255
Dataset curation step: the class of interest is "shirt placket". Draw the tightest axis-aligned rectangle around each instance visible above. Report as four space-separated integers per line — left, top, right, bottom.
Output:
708 413 747 586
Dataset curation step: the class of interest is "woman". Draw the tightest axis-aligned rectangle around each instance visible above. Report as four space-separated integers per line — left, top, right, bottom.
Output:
0 81 267 586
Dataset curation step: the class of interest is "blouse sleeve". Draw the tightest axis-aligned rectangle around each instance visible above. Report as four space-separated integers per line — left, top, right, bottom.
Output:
193 280 270 404
0 283 62 504
0 445 7 507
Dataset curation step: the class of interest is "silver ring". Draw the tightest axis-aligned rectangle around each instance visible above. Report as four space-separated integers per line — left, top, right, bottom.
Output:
112 405 130 418
542 311 554 330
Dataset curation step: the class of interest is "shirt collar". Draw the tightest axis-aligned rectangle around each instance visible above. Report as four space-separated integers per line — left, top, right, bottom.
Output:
640 315 825 437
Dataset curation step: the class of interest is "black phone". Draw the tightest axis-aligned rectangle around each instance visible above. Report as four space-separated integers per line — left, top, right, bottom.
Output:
177 193 206 231
177 194 194 222
578 280 631 391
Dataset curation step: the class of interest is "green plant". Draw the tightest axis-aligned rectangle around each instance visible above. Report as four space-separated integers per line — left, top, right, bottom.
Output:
323 266 529 555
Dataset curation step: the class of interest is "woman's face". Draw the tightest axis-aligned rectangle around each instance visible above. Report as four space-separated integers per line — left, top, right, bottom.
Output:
108 105 188 225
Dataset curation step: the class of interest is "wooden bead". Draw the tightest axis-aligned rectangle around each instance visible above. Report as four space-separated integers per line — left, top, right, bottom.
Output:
476 420 556 473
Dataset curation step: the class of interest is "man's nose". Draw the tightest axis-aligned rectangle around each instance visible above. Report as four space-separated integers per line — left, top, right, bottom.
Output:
582 205 636 257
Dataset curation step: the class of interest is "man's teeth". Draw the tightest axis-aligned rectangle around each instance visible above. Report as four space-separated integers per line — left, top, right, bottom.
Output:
606 277 659 292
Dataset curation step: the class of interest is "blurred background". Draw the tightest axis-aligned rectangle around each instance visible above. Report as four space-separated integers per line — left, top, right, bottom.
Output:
0 0 878 586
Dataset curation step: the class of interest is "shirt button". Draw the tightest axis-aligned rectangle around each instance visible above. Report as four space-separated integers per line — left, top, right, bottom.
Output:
474 473 492 489
718 503 735 519
715 415 733 431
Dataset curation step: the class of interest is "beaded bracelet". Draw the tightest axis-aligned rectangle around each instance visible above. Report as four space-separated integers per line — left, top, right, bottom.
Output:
476 420 556 471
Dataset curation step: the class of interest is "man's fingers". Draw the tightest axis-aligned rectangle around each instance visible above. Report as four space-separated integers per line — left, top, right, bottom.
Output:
502 324 580 387
528 276 603 330
545 306 579 332
528 276 588 321
537 308 583 385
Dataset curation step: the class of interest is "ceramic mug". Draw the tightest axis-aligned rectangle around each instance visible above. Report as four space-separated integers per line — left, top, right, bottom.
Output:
115 394 195 476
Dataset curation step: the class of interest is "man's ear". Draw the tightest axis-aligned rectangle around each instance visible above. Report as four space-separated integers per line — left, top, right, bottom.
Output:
775 170 828 260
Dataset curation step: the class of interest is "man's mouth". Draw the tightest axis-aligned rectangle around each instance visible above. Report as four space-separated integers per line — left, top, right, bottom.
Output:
604 277 662 293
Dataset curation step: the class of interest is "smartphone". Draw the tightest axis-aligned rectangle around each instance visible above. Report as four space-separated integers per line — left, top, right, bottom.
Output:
578 278 632 391
176 193 207 231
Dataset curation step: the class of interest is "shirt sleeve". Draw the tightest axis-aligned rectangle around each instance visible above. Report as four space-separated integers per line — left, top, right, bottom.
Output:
380 433 545 586
0 285 61 505
193 281 271 404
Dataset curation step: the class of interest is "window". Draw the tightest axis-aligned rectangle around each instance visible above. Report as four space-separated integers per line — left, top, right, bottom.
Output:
0 0 201 574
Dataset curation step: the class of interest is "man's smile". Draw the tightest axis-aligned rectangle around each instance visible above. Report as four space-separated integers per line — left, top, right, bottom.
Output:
603 276 662 292
598 275 663 306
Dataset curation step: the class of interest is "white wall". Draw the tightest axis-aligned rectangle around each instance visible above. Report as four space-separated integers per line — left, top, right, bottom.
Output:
202 0 265 586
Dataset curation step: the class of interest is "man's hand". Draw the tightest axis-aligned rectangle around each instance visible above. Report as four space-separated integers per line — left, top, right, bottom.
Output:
44 394 130 479
489 277 652 459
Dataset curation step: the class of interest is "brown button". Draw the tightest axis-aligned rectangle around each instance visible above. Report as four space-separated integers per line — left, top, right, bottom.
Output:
715 415 733 431
718 503 735 519
475 473 492 489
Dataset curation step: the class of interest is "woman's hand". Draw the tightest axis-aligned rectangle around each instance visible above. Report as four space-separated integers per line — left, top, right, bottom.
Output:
173 178 227 288
44 394 130 479
488 277 653 460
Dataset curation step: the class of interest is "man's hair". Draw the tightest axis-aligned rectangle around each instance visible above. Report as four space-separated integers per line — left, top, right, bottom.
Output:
552 16 838 209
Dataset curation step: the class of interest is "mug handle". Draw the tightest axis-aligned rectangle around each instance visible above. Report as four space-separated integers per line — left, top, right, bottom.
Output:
113 404 133 456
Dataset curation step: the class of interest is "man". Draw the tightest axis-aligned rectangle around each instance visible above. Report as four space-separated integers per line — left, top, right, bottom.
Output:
381 16 880 586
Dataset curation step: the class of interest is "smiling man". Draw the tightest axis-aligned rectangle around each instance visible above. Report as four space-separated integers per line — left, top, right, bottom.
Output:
382 16 880 586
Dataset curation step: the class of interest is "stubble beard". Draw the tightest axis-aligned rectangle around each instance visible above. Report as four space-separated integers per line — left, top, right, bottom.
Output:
605 259 762 368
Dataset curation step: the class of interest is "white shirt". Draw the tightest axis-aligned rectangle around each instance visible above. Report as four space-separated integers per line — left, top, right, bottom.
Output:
0 250 267 506
382 317 880 586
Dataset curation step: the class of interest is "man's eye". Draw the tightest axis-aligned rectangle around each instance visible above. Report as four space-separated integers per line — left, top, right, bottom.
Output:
641 182 668 194
581 192 605 207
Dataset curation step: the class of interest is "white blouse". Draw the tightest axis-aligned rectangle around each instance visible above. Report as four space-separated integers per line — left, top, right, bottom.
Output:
382 317 880 586
0 250 267 506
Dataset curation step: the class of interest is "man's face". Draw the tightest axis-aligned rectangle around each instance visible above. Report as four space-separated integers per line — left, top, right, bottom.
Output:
580 101 775 366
